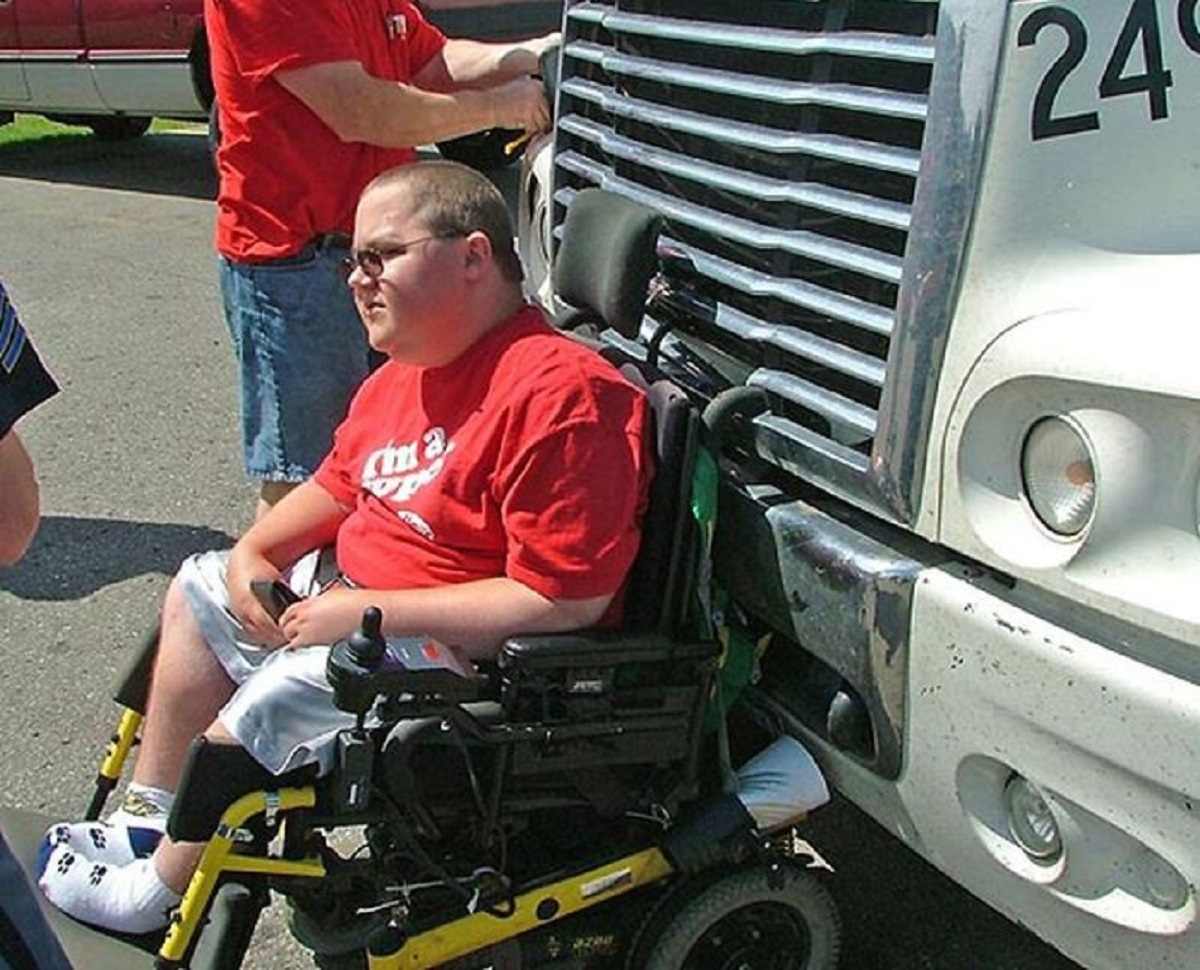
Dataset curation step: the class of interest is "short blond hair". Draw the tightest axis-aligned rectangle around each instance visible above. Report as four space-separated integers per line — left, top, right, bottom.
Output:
363 161 523 284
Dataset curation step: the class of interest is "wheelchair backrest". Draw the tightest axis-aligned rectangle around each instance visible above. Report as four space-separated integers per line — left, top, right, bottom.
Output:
604 353 701 636
549 188 702 638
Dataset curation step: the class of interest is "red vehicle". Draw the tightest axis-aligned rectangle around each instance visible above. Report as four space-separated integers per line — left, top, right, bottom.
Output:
0 0 209 139
0 0 560 142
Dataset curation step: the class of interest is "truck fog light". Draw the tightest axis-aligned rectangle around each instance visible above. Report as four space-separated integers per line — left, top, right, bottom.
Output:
1003 774 1062 862
1021 417 1095 536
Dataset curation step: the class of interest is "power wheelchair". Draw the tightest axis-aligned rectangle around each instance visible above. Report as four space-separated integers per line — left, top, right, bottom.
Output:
0 189 841 969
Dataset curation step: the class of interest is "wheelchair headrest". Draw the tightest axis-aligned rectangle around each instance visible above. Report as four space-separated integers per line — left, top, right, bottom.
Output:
552 188 663 339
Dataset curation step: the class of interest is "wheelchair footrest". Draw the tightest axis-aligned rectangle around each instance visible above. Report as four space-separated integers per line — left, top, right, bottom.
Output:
0 805 159 969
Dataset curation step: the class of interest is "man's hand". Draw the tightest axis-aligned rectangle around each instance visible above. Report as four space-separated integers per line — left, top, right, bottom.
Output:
221 479 349 644
491 76 551 135
278 587 371 650
532 31 562 62
225 546 290 646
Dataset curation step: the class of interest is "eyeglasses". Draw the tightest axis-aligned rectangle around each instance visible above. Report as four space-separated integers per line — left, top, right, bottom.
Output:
341 233 462 279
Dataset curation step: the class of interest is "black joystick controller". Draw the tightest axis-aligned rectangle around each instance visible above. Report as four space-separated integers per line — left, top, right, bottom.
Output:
347 606 386 666
328 607 389 812
328 606 388 716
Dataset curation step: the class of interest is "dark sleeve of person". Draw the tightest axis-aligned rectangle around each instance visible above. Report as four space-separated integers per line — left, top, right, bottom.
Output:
0 833 72 970
1 285 59 438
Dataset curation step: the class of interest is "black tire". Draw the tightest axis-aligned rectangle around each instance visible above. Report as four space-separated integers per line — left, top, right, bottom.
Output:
207 100 221 163
435 128 523 172
312 950 368 970
623 878 710 968
88 116 151 141
638 865 841 970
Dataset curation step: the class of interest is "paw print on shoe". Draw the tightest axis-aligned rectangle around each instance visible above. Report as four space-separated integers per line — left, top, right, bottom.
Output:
88 864 107 886
56 850 75 874
51 825 70 845
88 827 108 851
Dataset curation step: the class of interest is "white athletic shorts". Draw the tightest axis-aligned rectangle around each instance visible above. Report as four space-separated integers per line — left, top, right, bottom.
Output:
178 549 361 776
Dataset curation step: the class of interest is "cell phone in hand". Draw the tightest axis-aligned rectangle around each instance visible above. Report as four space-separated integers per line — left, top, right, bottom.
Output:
250 579 301 622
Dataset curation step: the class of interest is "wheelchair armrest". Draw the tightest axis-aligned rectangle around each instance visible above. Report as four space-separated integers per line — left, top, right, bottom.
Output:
498 630 720 671
328 634 488 717
495 632 721 789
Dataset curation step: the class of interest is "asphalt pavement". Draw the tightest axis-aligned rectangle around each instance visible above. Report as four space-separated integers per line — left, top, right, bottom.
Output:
0 127 1081 969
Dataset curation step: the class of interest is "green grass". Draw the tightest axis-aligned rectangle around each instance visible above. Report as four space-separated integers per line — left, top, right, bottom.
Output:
0 112 204 147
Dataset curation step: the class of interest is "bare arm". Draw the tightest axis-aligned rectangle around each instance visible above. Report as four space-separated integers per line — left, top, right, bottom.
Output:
416 34 560 92
0 429 39 567
226 480 350 641
275 60 548 148
278 577 613 659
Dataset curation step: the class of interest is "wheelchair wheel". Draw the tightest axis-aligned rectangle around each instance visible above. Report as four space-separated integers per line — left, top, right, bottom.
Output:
636 864 840 969
186 880 270 970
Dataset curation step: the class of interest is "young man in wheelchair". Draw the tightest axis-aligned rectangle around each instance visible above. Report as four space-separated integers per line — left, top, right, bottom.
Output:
37 160 653 935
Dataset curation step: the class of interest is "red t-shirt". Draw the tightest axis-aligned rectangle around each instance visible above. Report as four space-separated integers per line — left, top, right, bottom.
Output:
206 0 446 261
312 306 652 613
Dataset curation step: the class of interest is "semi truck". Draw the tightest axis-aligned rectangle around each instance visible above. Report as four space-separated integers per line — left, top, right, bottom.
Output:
519 1 1200 966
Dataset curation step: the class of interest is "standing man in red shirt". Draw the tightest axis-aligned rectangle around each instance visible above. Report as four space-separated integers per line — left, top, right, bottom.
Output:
208 0 557 518
39 160 651 935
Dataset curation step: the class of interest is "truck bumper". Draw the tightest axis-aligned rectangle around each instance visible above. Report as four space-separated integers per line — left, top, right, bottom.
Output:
900 567 1200 968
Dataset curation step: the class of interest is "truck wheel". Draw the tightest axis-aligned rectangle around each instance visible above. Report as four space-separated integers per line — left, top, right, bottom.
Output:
639 865 841 969
88 117 151 141
435 128 522 172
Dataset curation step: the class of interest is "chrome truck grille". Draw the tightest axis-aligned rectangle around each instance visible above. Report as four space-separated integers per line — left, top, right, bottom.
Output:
550 0 942 523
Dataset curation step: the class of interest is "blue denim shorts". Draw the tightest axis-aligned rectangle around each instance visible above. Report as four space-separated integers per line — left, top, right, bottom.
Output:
220 242 370 481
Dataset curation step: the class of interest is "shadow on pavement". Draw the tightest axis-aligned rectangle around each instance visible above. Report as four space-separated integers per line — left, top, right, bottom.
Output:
0 515 234 600
0 130 216 201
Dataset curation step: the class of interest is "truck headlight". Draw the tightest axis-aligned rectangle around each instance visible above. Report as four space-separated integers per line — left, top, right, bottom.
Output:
1021 417 1095 537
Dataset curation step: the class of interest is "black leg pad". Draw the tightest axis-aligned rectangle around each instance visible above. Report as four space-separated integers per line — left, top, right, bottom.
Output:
167 737 317 844
112 621 160 713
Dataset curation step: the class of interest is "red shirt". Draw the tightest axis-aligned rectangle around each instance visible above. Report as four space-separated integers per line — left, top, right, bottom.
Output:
313 306 652 610
206 0 446 261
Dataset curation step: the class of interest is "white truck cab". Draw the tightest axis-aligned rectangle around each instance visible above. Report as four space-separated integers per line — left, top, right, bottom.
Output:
521 2 1200 965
